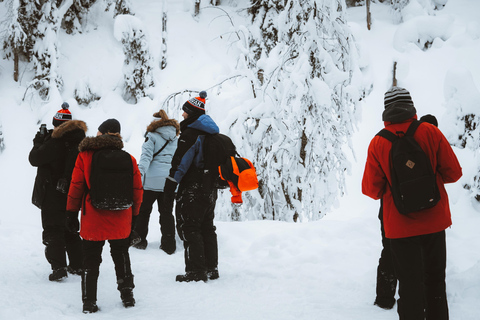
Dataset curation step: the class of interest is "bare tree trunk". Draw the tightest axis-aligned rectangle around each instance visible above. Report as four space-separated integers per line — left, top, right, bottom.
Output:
366 0 372 30
14 48 19 82
194 0 200 16
392 61 397 87
161 0 167 70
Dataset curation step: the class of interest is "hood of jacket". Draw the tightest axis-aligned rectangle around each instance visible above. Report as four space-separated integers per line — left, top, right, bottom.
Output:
147 119 180 140
51 120 87 139
184 114 219 135
78 133 123 152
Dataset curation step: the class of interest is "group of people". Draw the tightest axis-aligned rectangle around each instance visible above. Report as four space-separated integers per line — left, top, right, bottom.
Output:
29 86 463 319
29 91 222 313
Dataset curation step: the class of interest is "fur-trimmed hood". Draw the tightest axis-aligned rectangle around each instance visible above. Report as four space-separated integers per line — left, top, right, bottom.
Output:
146 119 180 136
51 120 87 139
79 133 123 152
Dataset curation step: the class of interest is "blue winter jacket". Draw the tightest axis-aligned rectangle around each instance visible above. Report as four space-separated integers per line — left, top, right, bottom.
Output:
138 119 179 191
169 114 219 184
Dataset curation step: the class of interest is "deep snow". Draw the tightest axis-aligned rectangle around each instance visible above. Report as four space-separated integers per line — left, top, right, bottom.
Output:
0 0 479 319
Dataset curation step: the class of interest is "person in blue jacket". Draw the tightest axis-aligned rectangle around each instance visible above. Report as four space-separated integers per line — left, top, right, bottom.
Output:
163 91 221 282
133 109 179 253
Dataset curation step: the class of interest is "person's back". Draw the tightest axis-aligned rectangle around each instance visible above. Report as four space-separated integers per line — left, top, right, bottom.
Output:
28 103 86 281
66 119 143 313
362 87 462 320
133 109 179 252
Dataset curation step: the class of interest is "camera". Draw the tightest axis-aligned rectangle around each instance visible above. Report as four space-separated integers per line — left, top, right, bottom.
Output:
56 178 69 194
39 124 47 135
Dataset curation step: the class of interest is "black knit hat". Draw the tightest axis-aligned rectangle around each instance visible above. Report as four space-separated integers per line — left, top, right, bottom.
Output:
182 91 207 115
382 87 416 123
52 102 72 127
98 118 121 134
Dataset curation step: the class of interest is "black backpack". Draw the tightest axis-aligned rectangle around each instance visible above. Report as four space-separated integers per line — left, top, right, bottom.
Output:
90 149 134 210
377 120 440 215
203 133 237 188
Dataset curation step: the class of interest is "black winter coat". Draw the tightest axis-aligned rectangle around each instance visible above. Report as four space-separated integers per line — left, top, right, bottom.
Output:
29 120 87 211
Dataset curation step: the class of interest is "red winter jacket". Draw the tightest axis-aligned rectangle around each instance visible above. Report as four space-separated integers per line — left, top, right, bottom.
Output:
67 135 143 241
362 117 462 239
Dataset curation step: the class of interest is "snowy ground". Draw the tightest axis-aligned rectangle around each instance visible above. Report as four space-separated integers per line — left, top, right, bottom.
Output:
0 0 480 319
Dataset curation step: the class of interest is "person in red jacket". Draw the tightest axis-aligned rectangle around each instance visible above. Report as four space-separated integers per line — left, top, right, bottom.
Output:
362 87 462 320
66 119 143 314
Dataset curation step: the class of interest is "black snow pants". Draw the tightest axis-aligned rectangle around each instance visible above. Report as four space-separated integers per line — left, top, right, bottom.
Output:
375 204 398 307
175 182 218 273
41 207 83 271
390 230 449 320
134 190 175 243
81 238 134 302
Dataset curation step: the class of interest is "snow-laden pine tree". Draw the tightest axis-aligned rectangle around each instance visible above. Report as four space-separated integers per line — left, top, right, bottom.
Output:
114 14 155 104
62 0 97 34
227 0 362 221
29 1 62 101
443 68 480 204
2 0 27 81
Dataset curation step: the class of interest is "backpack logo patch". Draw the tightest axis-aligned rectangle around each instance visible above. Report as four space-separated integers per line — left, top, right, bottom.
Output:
406 160 415 169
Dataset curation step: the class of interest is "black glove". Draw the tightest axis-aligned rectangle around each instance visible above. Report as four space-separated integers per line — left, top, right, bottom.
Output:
65 211 79 233
163 177 178 215
33 132 45 144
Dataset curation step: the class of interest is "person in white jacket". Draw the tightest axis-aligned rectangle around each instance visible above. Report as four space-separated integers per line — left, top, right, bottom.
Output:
133 109 179 253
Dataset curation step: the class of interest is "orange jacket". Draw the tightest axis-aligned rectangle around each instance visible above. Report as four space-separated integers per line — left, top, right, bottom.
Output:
362 117 462 239
67 136 143 241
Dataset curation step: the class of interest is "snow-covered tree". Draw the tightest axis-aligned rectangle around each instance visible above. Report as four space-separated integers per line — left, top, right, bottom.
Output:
391 0 409 23
2 0 27 81
228 0 362 221
443 67 480 203
30 1 62 100
160 0 167 69
114 14 155 104
74 77 101 106
62 0 97 34
0 121 5 153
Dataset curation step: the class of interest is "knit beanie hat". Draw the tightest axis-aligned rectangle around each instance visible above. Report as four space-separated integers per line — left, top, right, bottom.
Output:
52 102 72 127
98 118 121 134
182 91 207 115
382 87 417 123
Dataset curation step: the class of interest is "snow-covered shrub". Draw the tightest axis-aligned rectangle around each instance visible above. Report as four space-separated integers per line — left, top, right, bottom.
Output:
74 77 101 106
114 15 155 104
0 121 5 152
393 15 454 52
443 67 480 204
228 0 362 222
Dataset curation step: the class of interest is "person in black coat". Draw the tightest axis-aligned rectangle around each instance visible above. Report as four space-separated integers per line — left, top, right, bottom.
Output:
29 103 87 281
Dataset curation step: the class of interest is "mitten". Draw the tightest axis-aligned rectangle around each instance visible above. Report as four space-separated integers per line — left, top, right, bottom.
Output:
65 211 79 233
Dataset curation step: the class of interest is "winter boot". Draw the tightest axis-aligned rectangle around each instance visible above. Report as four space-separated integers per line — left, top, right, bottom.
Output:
117 276 135 308
82 300 99 314
49 268 67 282
176 271 208 283
82 269 99 313
133 239 147 250
207 268 219 280
160 236 176 255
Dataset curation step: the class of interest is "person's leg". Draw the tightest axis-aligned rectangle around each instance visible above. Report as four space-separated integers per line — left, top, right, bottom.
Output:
109 238 135 308
375 206 397 309
133 190 157 249
423 231 448 320
81 240 104 313
202 190 219 279
157 191 176 254
175 184 208 282
41 209 68 281
64 228 83 274
390 235 425 320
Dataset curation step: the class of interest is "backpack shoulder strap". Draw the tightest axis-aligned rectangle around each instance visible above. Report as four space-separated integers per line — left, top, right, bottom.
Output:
376 129 398 143
152 140 170 159
405 120 421 137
